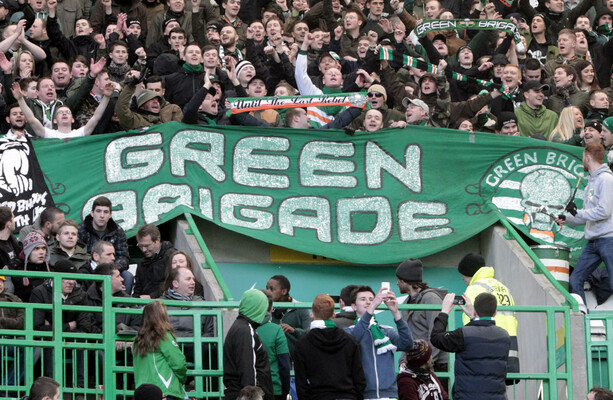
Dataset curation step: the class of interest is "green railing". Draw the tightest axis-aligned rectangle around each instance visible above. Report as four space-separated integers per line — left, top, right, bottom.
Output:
0 270 575 400
495 211 580 311
585 313 612 391
0 269 225 400
183 212 234 301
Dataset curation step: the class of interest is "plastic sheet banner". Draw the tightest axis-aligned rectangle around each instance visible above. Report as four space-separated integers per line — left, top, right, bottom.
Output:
31 122 588 264
0 137 55 230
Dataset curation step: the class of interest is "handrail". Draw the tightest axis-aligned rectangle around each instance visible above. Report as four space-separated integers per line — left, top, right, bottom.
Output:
0 270 574 400
183 212 234 301
494 208 580 311
584 313 613 391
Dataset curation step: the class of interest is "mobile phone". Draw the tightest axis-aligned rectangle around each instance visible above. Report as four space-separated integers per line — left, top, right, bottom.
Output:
329 295 340 303
453 295 466 305
381 282 391 293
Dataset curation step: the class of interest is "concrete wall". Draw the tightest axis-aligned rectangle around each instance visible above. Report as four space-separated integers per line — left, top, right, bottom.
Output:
482 226 587 400
177 217 588 399
174 218 237 337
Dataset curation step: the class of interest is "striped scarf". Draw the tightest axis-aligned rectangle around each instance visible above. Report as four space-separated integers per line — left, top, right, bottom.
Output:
379 48 498 89
355 315 397 354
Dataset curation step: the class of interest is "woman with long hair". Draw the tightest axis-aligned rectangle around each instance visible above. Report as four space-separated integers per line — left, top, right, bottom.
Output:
574 60 600 92
13 50 35 79
549 106 584 143
163 251 204 296
133 301 188 400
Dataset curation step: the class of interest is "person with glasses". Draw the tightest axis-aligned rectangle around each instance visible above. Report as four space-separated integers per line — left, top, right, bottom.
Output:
349 84 404 130
133 224 176 299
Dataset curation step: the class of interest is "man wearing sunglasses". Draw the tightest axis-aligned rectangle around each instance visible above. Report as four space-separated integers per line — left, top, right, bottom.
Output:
349 84 404 130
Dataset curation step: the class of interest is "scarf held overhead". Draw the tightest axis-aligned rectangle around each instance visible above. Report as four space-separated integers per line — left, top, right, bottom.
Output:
226 93 367 116
379 48 502 89
414 19 524 53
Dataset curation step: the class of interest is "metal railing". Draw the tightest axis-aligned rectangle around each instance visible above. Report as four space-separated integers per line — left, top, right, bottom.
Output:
0 270 575 400
585 313 612 391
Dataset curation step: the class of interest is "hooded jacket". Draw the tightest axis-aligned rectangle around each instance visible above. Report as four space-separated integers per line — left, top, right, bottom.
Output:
402 287 448 367
256 312 290 397
163 67 205 109
565 164 613 239
116 83 183 130
294 323 366 400
514 102 559 138
223 289 273 400
345 311 412 399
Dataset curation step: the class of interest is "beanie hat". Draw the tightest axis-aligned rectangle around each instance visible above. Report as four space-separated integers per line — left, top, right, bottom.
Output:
54 260 78 274
603 116 613 133
20 231 49 265
236 60 254 79
368 84 387 102
405 339 432 367
396 258 423 282
163 18 179 32
458 253 485 277
585 120 602 133
134 384 163 400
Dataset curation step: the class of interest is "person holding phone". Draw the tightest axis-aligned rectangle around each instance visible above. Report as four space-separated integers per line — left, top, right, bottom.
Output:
431 292 510 400
344 285 413 399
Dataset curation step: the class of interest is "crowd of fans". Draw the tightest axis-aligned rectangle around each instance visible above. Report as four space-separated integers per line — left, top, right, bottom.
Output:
0 0 612 142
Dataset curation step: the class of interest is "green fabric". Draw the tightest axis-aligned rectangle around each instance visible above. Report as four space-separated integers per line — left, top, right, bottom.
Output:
183 63 203 73
239 289 268 324
257 313 290 395
270 305 310 356
354 315 396 354
414 19 522 48
310 319 337 329
133 332 187 399
33 122 588 262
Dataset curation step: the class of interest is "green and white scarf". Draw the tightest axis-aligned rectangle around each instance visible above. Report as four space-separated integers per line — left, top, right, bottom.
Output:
310 320 337 329
355 315 397 355
379 48 497 88
413 19 524 53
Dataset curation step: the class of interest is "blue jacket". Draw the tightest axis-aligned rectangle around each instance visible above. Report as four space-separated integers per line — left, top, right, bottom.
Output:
344 312 412 399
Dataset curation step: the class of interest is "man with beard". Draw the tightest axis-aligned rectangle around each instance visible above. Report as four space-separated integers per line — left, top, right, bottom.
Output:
4 103 29 139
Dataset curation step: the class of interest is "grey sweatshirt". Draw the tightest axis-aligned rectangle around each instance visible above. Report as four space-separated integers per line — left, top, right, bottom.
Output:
566 164 613 240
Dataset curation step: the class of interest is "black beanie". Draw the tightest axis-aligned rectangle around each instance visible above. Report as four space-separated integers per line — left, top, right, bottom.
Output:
396 258 423 282
134 384 163 400
458 253 485 277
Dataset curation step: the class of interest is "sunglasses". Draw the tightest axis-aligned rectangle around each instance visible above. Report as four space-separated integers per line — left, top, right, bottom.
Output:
367 92 383 98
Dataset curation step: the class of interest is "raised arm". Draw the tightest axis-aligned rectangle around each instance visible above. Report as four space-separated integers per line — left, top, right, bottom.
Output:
0 20 25 54
11 82 45 138
82 83 113 135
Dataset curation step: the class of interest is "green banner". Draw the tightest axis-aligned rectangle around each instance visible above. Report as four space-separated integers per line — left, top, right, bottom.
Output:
32 123 587 264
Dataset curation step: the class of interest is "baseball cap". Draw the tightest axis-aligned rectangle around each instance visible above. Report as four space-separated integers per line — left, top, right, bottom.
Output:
522 80 550 92
402 97 430 116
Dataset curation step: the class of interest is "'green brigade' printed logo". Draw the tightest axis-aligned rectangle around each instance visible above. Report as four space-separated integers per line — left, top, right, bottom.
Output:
467 148 586 260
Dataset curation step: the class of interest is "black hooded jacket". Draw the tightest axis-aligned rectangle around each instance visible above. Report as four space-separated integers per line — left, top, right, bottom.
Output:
293 326 366 400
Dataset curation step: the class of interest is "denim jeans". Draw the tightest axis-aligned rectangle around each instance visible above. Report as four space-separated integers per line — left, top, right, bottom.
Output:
569 236 613 304
121 270 134 296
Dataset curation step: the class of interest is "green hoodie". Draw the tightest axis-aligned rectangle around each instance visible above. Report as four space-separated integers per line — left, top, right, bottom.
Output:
239 289 268 324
